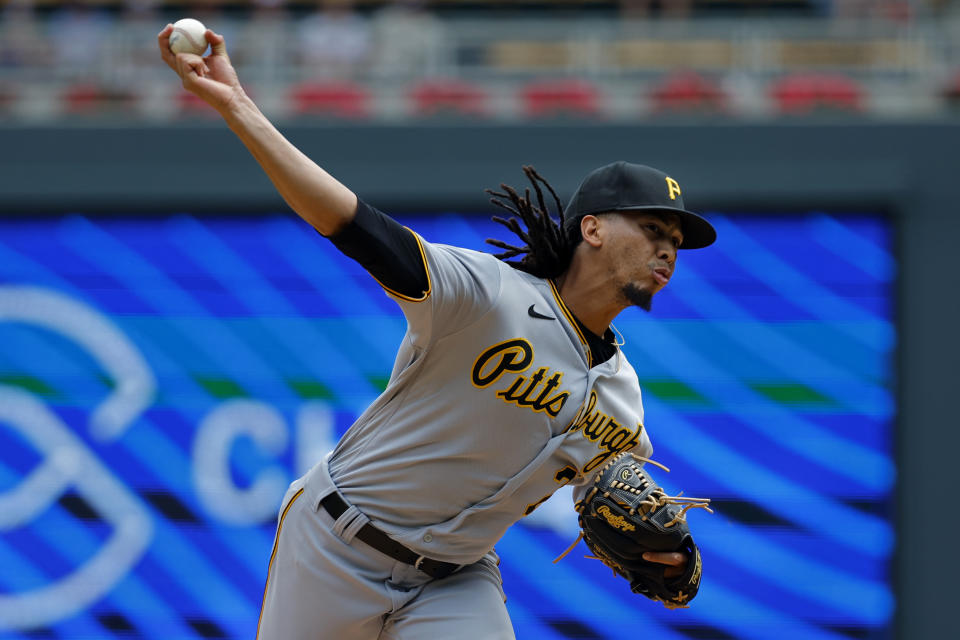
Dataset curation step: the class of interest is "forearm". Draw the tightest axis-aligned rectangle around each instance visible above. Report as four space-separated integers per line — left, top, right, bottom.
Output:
221 93 357 236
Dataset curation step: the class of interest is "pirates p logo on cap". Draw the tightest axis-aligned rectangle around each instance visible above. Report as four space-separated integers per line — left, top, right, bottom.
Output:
665 177 681 200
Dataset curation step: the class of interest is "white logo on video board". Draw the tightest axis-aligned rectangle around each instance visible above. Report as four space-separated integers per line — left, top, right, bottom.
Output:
0 286 155 630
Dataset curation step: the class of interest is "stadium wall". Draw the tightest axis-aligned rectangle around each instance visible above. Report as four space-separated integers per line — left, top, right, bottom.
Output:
2 120 957 639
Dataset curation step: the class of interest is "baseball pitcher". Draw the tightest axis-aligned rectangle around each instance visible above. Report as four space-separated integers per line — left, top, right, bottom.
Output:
158 24 717 640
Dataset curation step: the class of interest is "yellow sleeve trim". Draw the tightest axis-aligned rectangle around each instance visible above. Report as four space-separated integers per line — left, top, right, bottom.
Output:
256 487 305 640
376 227 432 303
548 279 593 368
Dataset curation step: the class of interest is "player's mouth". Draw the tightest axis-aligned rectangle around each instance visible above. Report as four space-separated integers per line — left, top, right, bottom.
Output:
652 267 671 286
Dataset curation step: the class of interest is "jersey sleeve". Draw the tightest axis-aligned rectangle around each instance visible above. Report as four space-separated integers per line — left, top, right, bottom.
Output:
393 237 503 349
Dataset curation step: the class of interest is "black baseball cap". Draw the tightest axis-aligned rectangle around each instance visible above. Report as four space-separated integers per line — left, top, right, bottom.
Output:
563 161 716 250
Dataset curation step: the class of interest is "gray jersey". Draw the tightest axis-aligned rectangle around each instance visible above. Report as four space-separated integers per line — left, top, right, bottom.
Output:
323 234 652 564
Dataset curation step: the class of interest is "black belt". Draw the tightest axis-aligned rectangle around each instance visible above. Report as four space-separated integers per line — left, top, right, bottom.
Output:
320 492 460 579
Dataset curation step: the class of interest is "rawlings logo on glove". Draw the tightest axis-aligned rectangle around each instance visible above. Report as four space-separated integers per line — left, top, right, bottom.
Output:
596 505 636 531
555 452 712 609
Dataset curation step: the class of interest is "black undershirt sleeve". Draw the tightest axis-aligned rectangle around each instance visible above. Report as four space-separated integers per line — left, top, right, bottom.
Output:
327 199 430 300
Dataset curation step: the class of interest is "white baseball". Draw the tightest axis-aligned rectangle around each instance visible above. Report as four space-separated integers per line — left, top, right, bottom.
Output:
169 18 208 56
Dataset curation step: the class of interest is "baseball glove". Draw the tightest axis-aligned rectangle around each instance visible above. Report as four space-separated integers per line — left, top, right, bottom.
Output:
555 452 712 609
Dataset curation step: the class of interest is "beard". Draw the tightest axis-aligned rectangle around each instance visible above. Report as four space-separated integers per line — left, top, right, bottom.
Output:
621 282 653 312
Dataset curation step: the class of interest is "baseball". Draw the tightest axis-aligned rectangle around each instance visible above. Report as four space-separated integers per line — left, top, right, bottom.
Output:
169 18 208 56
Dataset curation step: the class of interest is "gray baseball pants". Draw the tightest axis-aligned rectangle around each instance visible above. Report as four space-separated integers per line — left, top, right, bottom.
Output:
256 476 515 640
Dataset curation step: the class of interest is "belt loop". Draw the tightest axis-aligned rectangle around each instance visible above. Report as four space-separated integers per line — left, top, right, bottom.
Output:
331 505 362 540
340 508 370 544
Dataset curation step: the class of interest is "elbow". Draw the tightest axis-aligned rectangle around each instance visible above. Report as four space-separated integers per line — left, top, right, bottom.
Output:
300 193 358 238
312 214 351 238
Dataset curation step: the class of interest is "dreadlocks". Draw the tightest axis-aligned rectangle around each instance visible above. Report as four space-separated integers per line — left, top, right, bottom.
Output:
485 166 576 279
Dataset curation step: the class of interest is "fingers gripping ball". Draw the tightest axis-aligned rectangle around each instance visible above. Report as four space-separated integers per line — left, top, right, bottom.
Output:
169 18 208 56
559 452 713 609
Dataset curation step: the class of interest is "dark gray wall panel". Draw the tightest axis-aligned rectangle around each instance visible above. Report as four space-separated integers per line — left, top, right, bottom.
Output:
2 120 957 639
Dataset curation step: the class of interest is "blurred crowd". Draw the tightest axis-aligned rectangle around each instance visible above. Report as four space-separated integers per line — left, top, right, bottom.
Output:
1 0 959 121
0 1 447 81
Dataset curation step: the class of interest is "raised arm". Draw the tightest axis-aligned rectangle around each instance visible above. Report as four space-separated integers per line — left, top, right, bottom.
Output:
157 24 356 236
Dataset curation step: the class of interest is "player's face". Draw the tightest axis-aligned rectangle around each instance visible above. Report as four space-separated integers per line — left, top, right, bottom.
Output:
600 212 683 311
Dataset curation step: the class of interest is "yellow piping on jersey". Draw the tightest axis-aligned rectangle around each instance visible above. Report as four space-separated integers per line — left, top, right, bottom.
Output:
256 487 305 640
548 279 592 368
375 228 432 302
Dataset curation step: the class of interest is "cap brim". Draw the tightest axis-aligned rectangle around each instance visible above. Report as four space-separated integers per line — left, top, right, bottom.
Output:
579 205 717 250
670 208 716 250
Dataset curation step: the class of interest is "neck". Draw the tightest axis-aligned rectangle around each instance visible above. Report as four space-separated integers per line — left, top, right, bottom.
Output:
555 260 625 337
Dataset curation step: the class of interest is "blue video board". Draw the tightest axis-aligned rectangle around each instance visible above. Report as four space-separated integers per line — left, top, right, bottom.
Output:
0 211 894 639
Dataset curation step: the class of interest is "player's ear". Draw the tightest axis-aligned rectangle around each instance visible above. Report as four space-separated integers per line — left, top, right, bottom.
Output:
579 215 604 249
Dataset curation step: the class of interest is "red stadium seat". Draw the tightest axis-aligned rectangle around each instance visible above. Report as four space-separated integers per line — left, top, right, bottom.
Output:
409 79 489 118
650 71 726 114
520 79 601 118
62 83 104 113
288 81 371 119
62 83 136 115
770 73 864 114
0 84 16 114
940 69 960 105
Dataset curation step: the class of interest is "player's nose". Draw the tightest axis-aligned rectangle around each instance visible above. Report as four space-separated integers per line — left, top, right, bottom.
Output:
656 244 675 264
